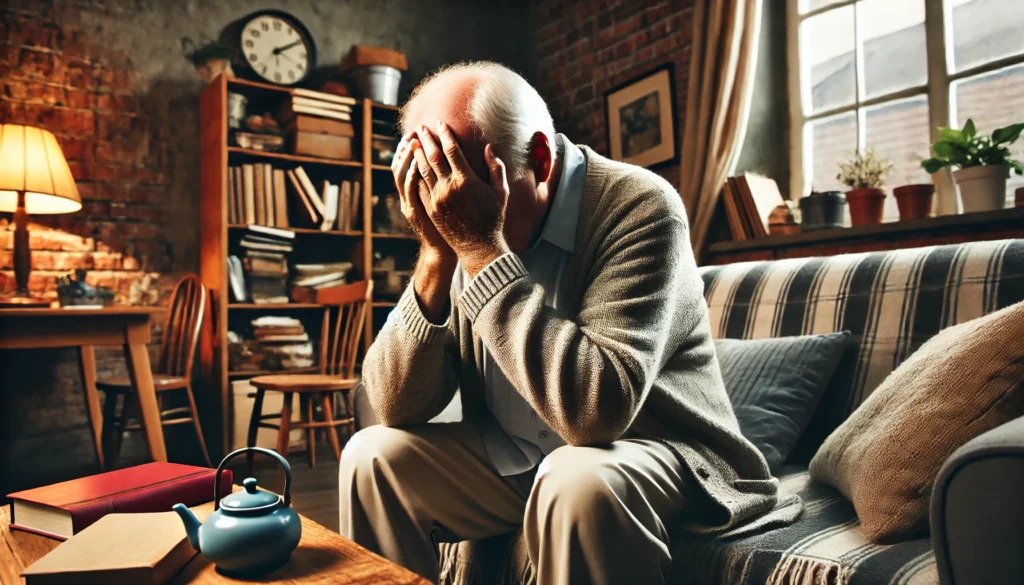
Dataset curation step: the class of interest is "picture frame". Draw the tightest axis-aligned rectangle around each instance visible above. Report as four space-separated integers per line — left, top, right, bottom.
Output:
604 63 679 169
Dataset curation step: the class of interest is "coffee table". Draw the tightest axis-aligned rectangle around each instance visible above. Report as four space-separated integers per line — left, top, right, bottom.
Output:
0 500 429 584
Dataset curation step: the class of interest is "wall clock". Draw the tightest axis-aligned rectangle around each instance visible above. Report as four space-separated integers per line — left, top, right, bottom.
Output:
237 10 316 86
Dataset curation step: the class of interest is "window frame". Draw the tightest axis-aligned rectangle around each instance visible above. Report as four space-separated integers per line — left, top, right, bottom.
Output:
786 0 1024 214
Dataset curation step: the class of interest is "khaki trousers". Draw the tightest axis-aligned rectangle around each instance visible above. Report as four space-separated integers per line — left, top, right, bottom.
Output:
338 423 689 585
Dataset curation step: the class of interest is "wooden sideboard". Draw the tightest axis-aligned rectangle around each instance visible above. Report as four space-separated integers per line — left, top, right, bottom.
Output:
703 207 1024 265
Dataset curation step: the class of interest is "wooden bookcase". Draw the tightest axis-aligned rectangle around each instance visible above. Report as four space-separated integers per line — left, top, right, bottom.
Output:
198 74 417 456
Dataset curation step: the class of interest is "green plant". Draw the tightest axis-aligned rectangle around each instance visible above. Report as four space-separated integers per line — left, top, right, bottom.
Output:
837 149 893 189
185 40 235 66
921 119 1024 175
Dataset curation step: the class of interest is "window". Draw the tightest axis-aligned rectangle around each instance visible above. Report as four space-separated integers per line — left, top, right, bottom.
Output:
788 0 1024 218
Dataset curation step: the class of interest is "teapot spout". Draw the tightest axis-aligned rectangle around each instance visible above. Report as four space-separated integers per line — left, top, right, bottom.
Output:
172 503 202 552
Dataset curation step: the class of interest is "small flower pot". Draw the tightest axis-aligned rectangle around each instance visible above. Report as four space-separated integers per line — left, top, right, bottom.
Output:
799 191 846 231
954 164 1009 213
846 187 887 226
892 184 935 220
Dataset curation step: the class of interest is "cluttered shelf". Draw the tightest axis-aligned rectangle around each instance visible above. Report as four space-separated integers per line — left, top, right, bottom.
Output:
227 146 363 168
227 224 361 237
706 206 1024 263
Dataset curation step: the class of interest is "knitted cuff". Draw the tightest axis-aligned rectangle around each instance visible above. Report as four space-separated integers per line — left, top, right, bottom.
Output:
458 253 527 322
397 283 449 344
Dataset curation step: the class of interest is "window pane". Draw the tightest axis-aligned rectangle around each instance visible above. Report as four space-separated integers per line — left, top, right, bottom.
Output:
799 0 847 14
806 111 858 194
801 5 856 113
861 0 927 98
865 96 932 221
954 63 1024 207
949 0 1024 73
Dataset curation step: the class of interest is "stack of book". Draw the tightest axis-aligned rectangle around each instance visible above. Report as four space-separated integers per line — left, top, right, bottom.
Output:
721 174 786 241
280 88 358 160
231 225 295 304
251 316 315 370
289 261 354 303
227 163 289 228
286 165 361 231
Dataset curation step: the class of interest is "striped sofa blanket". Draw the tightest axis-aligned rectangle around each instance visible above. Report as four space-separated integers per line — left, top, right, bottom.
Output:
437 239 1024 585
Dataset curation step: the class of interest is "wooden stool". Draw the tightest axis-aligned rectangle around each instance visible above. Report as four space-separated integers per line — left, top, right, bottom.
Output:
97 274 211 468
248 281 371 467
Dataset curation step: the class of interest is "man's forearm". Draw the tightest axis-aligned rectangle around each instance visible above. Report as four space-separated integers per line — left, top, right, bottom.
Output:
413 248 457 324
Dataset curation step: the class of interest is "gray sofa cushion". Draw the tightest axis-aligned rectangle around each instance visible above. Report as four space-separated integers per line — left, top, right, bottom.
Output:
715 332 851 473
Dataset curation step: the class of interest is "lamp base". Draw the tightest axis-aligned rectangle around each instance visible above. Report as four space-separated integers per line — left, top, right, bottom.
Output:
0 293 51 309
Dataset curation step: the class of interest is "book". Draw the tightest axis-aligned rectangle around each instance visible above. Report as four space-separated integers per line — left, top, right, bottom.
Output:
735 174 785 239
292 87 357 106
290 131 354 160
286 169 319 226
291 96 353 113
281 103 352 122
263 164 275 227
227 168 237 224
247 224 295 241
7 462 230 541
227 255 247 302
321 182 339 231
232 167 244 225
252 316 303 328
253 326 305 337
242 164 256 225
284 116 355 137
721 179 747 241
273 169 289 229
240 239 293 253
337 181 350 231
253 163 266 225
293 166 325 216
20 512 195 585
257 333 311 343
350 181 361 231
292 271 349 288
292 261 353 276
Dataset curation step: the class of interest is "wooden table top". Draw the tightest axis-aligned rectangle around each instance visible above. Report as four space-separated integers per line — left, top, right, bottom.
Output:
0 306 163 318
0 500 429 585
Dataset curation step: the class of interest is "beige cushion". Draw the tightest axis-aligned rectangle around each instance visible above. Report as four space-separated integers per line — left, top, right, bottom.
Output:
809 300 1024 543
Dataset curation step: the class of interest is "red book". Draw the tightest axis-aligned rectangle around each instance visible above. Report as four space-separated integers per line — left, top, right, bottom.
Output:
7 462 231 541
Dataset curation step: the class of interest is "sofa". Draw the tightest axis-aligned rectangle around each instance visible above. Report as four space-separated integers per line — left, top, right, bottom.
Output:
355 238 1024 585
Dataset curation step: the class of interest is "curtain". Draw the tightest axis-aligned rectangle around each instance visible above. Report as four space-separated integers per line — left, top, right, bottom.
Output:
679 0 763 259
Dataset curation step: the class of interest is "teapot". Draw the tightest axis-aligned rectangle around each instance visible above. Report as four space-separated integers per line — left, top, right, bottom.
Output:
173 447 301 576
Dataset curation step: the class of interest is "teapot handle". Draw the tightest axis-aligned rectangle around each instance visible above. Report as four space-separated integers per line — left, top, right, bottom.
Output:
214 447 292 511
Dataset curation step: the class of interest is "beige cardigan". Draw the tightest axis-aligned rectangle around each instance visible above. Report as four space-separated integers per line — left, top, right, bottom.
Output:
363 148 801 535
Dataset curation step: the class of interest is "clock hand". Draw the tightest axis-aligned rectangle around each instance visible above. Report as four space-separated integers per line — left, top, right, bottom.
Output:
272 40 302 55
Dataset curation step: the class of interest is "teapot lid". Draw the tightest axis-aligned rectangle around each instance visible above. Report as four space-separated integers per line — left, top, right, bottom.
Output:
219 478 282 513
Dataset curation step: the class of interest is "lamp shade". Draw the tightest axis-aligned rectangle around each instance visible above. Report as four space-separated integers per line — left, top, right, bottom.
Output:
0 124 82 214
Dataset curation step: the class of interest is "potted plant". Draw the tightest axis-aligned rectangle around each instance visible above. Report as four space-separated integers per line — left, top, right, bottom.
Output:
892 183 935 221
837 149 893 226
921 119 1024 213
182 38 235 84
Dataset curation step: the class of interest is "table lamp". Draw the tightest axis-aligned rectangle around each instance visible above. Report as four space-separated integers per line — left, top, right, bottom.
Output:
0 124 82 307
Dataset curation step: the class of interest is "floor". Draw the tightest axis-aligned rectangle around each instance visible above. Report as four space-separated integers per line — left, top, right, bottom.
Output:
229 444 343 533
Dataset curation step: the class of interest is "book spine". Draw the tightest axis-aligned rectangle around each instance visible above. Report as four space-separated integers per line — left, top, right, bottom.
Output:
67 471 232 535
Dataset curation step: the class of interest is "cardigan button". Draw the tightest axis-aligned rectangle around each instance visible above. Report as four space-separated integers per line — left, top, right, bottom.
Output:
696 466 711 480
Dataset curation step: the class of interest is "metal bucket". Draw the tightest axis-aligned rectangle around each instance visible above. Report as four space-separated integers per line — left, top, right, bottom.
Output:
353 65 402 105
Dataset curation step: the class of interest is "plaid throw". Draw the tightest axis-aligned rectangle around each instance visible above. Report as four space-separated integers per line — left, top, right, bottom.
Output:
437 239 1024 585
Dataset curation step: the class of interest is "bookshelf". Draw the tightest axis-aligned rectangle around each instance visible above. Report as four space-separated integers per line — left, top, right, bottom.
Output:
198 74 417 456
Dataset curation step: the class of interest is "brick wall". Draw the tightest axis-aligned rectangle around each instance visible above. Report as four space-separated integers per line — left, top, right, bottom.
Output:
529 0 695 189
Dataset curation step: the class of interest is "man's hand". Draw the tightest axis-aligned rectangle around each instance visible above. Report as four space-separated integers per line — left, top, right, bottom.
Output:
392 134 455 264
415 121 511 277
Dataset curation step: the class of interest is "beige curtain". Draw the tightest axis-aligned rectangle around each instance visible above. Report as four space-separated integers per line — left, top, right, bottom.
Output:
679 0 763 259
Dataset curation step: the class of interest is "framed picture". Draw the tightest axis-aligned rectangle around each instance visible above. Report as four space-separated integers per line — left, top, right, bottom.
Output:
604 63 678 169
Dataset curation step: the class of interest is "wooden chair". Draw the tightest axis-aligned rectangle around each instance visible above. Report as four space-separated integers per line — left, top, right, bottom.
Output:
97 274 211 468
247 280 371 467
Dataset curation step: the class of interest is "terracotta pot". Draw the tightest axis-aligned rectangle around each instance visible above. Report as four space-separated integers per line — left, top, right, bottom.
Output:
845 187 887 226
892 184 935 220
1015 186 1024 207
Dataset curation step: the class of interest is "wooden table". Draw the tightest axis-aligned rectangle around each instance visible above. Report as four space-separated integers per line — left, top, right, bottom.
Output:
0 501 429 585
0 307 167 467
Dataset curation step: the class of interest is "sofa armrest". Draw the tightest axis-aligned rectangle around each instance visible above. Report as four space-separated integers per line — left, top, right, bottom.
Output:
931 415 1024 585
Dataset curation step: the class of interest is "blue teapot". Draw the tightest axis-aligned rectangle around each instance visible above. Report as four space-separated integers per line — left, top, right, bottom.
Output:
173 447 301 575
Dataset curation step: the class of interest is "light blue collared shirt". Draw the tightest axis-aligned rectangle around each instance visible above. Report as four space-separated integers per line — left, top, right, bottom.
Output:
461 134 587 476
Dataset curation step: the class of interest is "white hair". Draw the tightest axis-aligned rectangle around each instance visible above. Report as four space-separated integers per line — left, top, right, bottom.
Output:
399 61 555 180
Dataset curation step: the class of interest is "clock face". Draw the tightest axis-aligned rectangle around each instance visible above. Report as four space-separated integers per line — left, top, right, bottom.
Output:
240 13 314 85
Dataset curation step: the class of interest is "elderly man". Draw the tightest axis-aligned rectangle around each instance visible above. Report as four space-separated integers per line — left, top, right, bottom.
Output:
339 62 798 585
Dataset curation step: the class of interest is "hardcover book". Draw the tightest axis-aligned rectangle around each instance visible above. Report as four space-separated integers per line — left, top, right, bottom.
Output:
7 462 230 541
